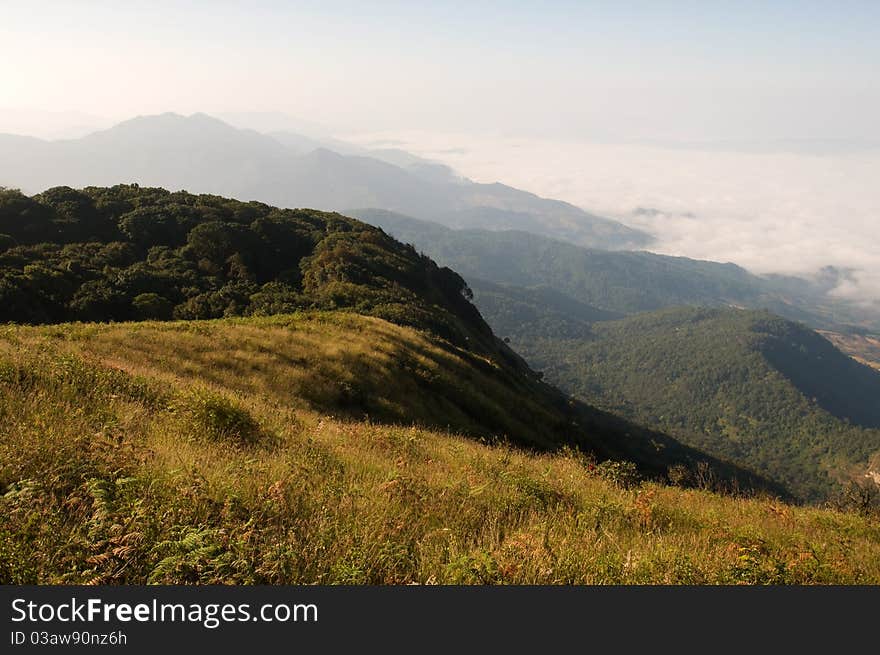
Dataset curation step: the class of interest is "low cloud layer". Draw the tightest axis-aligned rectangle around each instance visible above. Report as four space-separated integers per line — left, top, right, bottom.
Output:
345 131 880 306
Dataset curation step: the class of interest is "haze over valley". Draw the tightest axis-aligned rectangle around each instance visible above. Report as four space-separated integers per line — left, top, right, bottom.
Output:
343 131 880 307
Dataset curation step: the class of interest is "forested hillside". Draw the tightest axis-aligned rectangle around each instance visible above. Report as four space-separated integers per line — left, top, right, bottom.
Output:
510 307 880 500
349 210 880 499
0 184 498 353
468 279 621 340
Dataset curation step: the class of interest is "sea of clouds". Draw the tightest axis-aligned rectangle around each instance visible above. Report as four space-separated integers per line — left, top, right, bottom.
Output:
346 131 880 306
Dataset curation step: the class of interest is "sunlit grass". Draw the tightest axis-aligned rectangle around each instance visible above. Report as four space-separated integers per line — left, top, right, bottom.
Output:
1 313 879 584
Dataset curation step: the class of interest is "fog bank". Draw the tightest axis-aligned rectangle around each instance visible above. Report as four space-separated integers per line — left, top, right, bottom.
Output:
346 132 880 305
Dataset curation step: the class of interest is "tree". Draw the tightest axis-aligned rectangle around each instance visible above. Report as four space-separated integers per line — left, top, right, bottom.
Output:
132 293 174 320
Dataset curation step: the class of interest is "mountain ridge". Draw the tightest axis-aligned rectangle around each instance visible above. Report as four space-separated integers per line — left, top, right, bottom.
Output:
0 184 778 492
351 208 880 332
0 112 650 250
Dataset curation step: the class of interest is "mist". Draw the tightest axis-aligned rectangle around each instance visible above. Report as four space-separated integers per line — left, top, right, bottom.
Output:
341 131 880 305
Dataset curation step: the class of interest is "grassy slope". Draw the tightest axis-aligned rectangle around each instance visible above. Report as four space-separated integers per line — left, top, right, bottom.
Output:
2 313 879 584
514 307 880 501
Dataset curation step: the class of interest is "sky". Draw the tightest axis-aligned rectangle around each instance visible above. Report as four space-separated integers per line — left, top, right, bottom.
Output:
3 1 880 142
1 0 879 302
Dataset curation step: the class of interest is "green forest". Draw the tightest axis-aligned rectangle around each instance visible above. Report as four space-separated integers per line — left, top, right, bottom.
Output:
505 306 880 500
0 185 493 353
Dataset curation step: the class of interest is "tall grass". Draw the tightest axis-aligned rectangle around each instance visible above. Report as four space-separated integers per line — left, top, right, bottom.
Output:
1 314 879 584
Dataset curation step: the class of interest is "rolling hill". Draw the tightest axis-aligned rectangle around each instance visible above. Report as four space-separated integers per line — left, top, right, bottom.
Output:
0 113 650 250
508 307 880 500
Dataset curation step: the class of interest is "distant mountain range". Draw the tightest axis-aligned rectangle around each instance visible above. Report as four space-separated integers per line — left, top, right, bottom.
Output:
350 209 880 333
0 112 650 250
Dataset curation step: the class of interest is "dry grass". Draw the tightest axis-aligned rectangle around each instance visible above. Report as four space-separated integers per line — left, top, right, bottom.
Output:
819 330 880 371
1 313 879 584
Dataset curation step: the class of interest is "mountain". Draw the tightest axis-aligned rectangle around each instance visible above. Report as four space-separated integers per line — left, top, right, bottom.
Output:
468 278 622 340
352 209 880 332
0 113 650 250
268 130 459 185
0 184 498 355
3 312 876 584
510 307 880 501
349 210 880 499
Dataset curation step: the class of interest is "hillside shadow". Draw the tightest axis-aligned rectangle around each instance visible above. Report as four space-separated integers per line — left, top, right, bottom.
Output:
760 325 880 429
300 330 790 501
559 393 791 500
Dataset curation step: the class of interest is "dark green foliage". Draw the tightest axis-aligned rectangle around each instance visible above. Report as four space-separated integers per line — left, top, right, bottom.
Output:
0 188 54 243
754 316 880 428
0 185 491 352
132 293 174 320
172 389 266 447
594 460 641 489
509 306 880 500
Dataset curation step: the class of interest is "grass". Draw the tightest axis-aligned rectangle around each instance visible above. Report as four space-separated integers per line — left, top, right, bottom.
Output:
819 330 880 371
1 312 879 584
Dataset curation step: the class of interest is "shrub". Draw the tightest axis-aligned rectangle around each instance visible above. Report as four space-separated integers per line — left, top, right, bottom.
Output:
595 460 641 489
667 463 692 487
172 389 265 446
829 480 880 518
132 293 174 320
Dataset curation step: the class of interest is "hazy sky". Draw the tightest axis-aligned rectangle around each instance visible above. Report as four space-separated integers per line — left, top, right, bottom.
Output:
3 0 880 142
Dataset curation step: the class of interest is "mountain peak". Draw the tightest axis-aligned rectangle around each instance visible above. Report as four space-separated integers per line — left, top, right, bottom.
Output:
100 111 237 135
